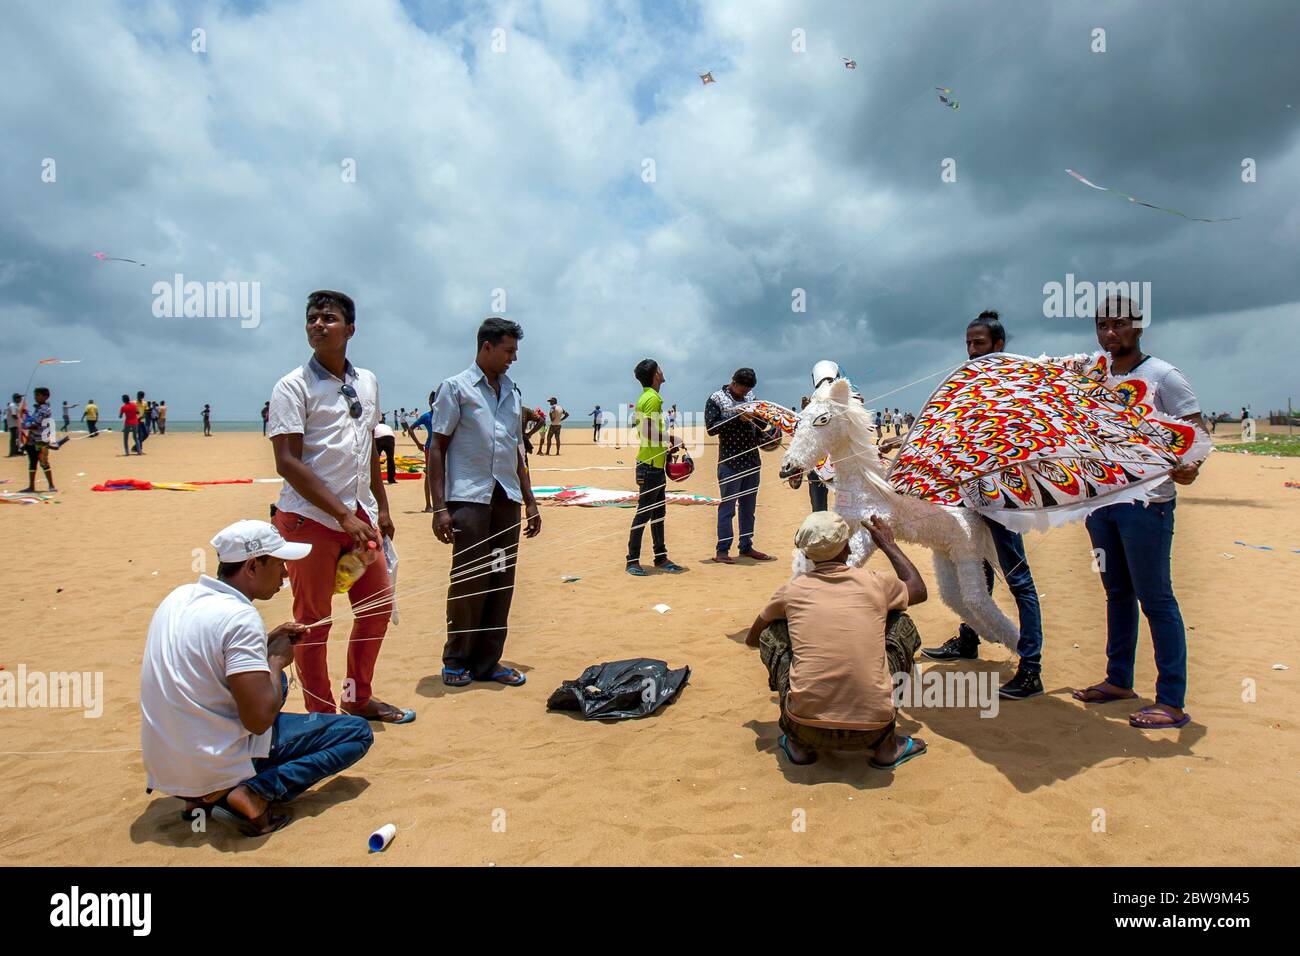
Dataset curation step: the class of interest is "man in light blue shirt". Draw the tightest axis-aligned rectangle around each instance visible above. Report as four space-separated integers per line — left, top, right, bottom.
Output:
429 317 541 687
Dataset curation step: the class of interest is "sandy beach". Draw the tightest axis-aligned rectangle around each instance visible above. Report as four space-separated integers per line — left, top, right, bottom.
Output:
1 424 1297 866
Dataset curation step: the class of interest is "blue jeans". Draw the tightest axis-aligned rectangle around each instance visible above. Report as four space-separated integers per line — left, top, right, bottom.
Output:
1085 499 1187 709
716 460 760 553
241 710 373 803
958 518 1044 671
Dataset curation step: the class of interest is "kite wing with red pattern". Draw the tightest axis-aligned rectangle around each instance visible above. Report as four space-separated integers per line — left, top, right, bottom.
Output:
886 352 1211 531
735 400 801 436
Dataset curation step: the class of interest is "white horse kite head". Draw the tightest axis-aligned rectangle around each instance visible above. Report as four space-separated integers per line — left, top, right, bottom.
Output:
780 378 885 483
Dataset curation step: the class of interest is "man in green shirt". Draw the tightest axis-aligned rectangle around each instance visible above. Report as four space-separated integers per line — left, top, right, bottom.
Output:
626 358 687 576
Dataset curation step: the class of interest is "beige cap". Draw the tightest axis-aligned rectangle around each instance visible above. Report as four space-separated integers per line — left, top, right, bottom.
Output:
795 510 851 562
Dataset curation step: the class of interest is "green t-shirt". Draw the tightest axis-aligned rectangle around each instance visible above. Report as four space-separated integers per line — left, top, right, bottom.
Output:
635 387 667 468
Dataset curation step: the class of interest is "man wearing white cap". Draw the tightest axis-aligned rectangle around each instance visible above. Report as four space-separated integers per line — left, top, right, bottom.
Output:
745 512 929 769
140 520 374 837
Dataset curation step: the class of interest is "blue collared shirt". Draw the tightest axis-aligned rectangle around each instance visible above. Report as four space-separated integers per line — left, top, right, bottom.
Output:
430 363 523 504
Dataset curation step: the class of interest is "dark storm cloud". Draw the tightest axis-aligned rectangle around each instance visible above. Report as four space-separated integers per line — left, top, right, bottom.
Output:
1 0 1297 422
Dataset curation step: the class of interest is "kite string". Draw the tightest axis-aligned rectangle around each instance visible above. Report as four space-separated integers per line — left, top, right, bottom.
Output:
311 438 816 625
305 440 886 632
311 426 819 624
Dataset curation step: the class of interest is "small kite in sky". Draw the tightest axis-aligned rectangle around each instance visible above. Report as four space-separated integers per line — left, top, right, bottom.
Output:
1065 169 1240 223
842 57 857 70
935 87 959 110
93 252 146 266
699 71 716 85
38 358 82 365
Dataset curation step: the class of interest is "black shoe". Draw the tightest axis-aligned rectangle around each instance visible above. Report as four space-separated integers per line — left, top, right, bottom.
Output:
999 666 1044 700
920 635 978 662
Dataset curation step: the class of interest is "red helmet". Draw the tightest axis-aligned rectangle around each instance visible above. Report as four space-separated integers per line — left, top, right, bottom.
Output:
665 448 695 482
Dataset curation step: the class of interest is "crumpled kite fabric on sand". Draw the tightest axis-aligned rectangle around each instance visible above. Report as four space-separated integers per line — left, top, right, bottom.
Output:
888 352 1212 532
532 485 718 508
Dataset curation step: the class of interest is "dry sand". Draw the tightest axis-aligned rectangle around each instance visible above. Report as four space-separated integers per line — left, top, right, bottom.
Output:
1 423 1297 865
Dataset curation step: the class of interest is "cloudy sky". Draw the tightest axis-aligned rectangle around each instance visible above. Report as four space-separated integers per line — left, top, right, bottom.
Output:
4 0 1299 421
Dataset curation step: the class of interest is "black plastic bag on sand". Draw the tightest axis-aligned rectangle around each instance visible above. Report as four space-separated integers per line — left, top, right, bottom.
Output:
546 658 690 720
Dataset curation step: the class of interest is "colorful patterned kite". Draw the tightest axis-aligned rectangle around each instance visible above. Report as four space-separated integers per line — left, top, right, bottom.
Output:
935 86 959 110
887 352 1212 531
93 252 146 266
532 485 718 508
735 400 800 436
1065 169 1239 223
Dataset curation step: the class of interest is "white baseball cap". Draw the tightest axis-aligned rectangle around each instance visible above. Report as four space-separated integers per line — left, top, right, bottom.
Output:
210 519 311 563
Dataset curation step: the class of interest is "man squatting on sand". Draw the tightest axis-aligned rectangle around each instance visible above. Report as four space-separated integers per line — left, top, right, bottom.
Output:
747 511 929 769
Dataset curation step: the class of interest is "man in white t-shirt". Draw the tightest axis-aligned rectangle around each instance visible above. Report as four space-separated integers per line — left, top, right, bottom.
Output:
141 519 373 836
373 420 397 484
268 290 412 724
6 393 20 457
542 396 570 455
1070 296 1206 731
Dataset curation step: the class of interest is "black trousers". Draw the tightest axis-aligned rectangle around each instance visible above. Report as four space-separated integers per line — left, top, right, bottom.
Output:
8 426 18 456
626 463 667 564
442 482 522 677
808 472 828 512
376 435 396 482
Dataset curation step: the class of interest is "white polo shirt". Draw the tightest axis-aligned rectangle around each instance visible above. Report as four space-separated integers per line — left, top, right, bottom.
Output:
269 356 380 530
140 576 273 797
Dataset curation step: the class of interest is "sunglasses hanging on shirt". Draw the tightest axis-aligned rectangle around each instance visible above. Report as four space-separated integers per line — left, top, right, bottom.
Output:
339 384 362 419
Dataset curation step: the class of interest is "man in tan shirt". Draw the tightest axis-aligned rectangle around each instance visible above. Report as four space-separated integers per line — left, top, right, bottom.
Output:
746 512 929 768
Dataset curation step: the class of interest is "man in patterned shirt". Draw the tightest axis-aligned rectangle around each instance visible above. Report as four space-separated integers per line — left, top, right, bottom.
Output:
705 368 779 564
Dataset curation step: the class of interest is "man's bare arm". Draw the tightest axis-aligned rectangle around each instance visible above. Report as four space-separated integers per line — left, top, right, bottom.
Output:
429 433 454 543
863 516 927 605
272 433 377 549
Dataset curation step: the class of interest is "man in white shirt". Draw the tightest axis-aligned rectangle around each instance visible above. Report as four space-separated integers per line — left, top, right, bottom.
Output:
269 290 413 724
1070 296 1206 731
140 520 373 837
541 396 569 455
373 420 397 484
6 393 20 457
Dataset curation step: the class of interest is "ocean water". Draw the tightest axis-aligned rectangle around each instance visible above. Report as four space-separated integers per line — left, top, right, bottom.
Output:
103 419 610 433
121 420 265 433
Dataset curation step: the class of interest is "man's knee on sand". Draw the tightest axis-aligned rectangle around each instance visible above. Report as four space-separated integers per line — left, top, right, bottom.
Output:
761 613 921 689
341 714 376 752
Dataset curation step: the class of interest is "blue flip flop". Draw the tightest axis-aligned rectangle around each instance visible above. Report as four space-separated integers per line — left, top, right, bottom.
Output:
1129 706 1190 729
481 666 526 686
347 704 417 723
870 736 927 770
778 734 817 765
626 565 649 577
442 667 473 687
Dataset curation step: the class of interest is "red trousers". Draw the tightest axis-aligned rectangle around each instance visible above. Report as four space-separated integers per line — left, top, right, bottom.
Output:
273 507 392 713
